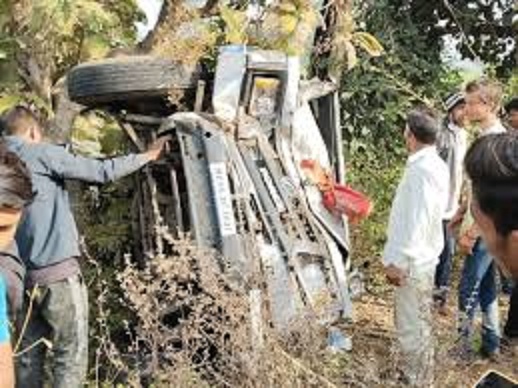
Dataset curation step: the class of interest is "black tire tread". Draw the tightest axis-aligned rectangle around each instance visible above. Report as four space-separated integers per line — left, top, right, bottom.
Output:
67 56 199 106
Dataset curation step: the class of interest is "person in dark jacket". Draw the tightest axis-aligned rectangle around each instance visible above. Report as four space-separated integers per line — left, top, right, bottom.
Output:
464 132 518 355
2 106 166 388
0 142 34 388
0 144 33 320
503 285 518 354
504 97 518 131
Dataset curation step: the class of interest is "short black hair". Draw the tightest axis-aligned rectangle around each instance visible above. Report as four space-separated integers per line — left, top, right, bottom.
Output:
505 98 518 114
464 133 518 236
0 142 34 209
406 107 439 145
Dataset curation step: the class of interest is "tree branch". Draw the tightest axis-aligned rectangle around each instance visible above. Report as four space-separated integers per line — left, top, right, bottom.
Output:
442 0 481 60
138 0 170 51
47 77 83 142
200 0 220 16
16 51 53 105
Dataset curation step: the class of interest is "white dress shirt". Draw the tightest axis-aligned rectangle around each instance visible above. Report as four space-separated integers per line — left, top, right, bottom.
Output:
481 120 507 136
459 120 507 235
383 146 449 274
443 123 468 219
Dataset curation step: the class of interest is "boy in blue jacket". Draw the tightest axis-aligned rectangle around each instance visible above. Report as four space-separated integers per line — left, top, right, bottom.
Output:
2 106 165 388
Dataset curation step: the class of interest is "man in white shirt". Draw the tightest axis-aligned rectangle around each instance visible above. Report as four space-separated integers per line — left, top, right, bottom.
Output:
383 107 449 387
434 92 468 314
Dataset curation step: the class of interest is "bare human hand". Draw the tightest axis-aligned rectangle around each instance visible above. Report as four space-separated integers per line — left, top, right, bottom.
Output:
144 136 169 161
447 218 460 235
384 264 407 287
458 232 476 255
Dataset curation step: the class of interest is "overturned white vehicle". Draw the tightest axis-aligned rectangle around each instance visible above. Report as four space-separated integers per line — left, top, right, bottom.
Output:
67 4 359 347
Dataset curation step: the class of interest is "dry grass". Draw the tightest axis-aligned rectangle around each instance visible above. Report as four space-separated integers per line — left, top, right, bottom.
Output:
87 234 341 387
338 293 517 387
86 229 518 387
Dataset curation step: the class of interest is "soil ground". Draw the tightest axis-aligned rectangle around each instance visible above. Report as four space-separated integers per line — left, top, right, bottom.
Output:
330 260 518 387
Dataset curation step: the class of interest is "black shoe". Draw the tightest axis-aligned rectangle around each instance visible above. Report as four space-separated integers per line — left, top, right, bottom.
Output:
480 347 501 362
500 336 518 356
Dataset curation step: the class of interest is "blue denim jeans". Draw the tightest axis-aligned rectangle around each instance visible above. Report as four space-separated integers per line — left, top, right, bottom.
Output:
458 238 500 354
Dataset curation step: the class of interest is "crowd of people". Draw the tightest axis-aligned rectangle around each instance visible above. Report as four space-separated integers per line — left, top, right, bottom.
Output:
384 79 518 386
0 78 516 387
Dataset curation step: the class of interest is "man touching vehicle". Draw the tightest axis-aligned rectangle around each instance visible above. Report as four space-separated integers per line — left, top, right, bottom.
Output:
2 106 166 388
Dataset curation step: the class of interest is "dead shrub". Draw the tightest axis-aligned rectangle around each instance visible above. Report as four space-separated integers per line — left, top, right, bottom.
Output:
87 232 340 387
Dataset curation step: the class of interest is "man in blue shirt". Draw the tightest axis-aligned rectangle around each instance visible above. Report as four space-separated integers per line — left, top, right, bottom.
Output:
2 106 165 388
0 142 34 388
0 276 13 388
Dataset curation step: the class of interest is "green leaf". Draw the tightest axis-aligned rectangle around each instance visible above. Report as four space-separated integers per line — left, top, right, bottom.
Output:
81 35 111 60
353 32 384 57
220 5 248 44
0 94 22 113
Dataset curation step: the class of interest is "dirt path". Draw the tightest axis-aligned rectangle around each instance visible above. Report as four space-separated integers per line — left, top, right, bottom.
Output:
332 294 518 387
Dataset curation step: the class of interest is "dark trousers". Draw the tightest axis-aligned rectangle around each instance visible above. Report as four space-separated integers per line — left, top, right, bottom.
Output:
504 284 518 338
500 269 514 295
15 274 88 388
434 221 454 305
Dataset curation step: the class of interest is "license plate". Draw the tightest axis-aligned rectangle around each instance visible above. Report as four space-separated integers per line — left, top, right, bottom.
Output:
209 162 237 237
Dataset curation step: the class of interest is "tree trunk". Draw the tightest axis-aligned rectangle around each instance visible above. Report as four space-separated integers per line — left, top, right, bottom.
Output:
48 78 83 143
138 0 221 51
16 52 53 106
138 0 169 51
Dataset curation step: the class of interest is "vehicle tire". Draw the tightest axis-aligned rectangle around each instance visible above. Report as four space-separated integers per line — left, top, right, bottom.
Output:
67 56 200 106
